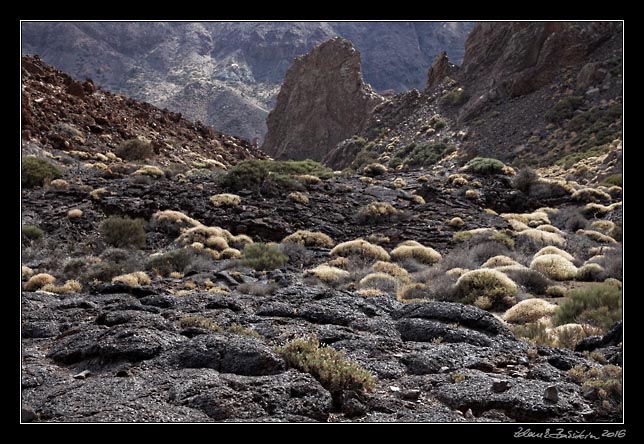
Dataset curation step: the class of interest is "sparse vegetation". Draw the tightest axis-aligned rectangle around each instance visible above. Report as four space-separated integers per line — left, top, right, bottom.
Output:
100 216 146 249
115 138 154 160
22 225 44 241
219 159 332 192
554 283 622 331
241 243 288 270
277 336 375 393
568 364 622 417
22 156 62 188
405 142 454 167
545 96 584 123
178 316 222 332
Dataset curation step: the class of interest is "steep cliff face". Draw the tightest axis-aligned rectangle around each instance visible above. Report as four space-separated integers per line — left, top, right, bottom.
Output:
262 38 384 161
21 22 474 142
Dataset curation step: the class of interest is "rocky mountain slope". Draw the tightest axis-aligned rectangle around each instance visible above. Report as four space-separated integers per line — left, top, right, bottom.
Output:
263 38 384 161
317 21 622 184
21 21 475 142
21 36 622 424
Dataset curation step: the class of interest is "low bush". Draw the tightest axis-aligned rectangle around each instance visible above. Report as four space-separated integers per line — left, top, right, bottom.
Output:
115 138 154 160
210 193 241 207
67 209 83 219
41 279 82 294
330 239 390 262
390 244 441 265
534 246 575 262
568 364 622 418
372 261 409 280
358 272 400 293
572 188 612 204
396 283 430 301
288 191 309 204
304 265 351 286
357 201 398 223
361 163 387 177
576 263 604 282
112 271 151 286
554 283 622 331
241 243 288 270
219 160 332 192
177 316 222 332
602 173 622 187
405 142 454 167
22 225 44 241
100 216 146 249
503 298 557 324
276 336 375 393
463 157 505 175
530 254 578 281
24 273 56 291
132 165 164 178
511 167 540 193
147 248 214 276
22 156 62 188
455 269 518 310
282 230 334 248
502 267 553 295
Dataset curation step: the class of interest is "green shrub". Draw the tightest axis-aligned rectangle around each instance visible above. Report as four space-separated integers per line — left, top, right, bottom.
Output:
545 96 584 123
602 174 622 187
242 243 288 270
147 248 200 276
405 142 455 167
276 336 375 393
440 88 468 107
218 160 269 191
115 138 154 160
219 160 332 192
554 283 622 331
434 119 447 130
22 156 62 188
100 216 146 249
464 157 506 175
22 225 44 241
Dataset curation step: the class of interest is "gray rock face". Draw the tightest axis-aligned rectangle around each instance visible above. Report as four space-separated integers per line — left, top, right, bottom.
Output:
262 38 384 161
21 22 474 142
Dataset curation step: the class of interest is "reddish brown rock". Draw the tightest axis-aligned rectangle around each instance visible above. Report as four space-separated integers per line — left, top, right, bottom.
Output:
262 37 384 162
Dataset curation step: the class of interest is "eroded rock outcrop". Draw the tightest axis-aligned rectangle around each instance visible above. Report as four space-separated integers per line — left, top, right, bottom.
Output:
262 38 384 161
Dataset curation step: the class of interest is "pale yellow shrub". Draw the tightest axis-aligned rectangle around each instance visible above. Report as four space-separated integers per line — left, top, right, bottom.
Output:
133 165 164 177
288 192 310 204
330 239 390 261
529 254 578 281
448 217 464 228
372 261 410 280
67 209 83 219
534 246 575 262
455 269 518 308
49 179 69 190
304 265 351 284
210 193 241 207
282 230 334 248
112 271 151 286
481 255 520 269
24 273 56 291
390 244 441 265
503 298 557 324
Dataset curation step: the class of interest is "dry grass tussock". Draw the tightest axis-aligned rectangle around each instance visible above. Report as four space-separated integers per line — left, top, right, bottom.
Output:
516 228 565 247
576 229 617 244
372 261 410 279
448 217 464 228
112 271 151 286
152 210 202 229
330 239 390 261
22 265 34 279
288 192 310 204
210 193 241 207
529 254 578 281
41 280 82 294
358 272 400 293
501 211 550 227
534 246 575 262
67 209 83 219
282 230 334 248
304 265 351 284
390 244 441 265
24 273 56 291
455 268 518 309
481 255 521 268
503 298 557 324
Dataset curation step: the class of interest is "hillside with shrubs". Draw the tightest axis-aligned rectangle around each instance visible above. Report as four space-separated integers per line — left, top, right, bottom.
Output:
21 21 622 424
